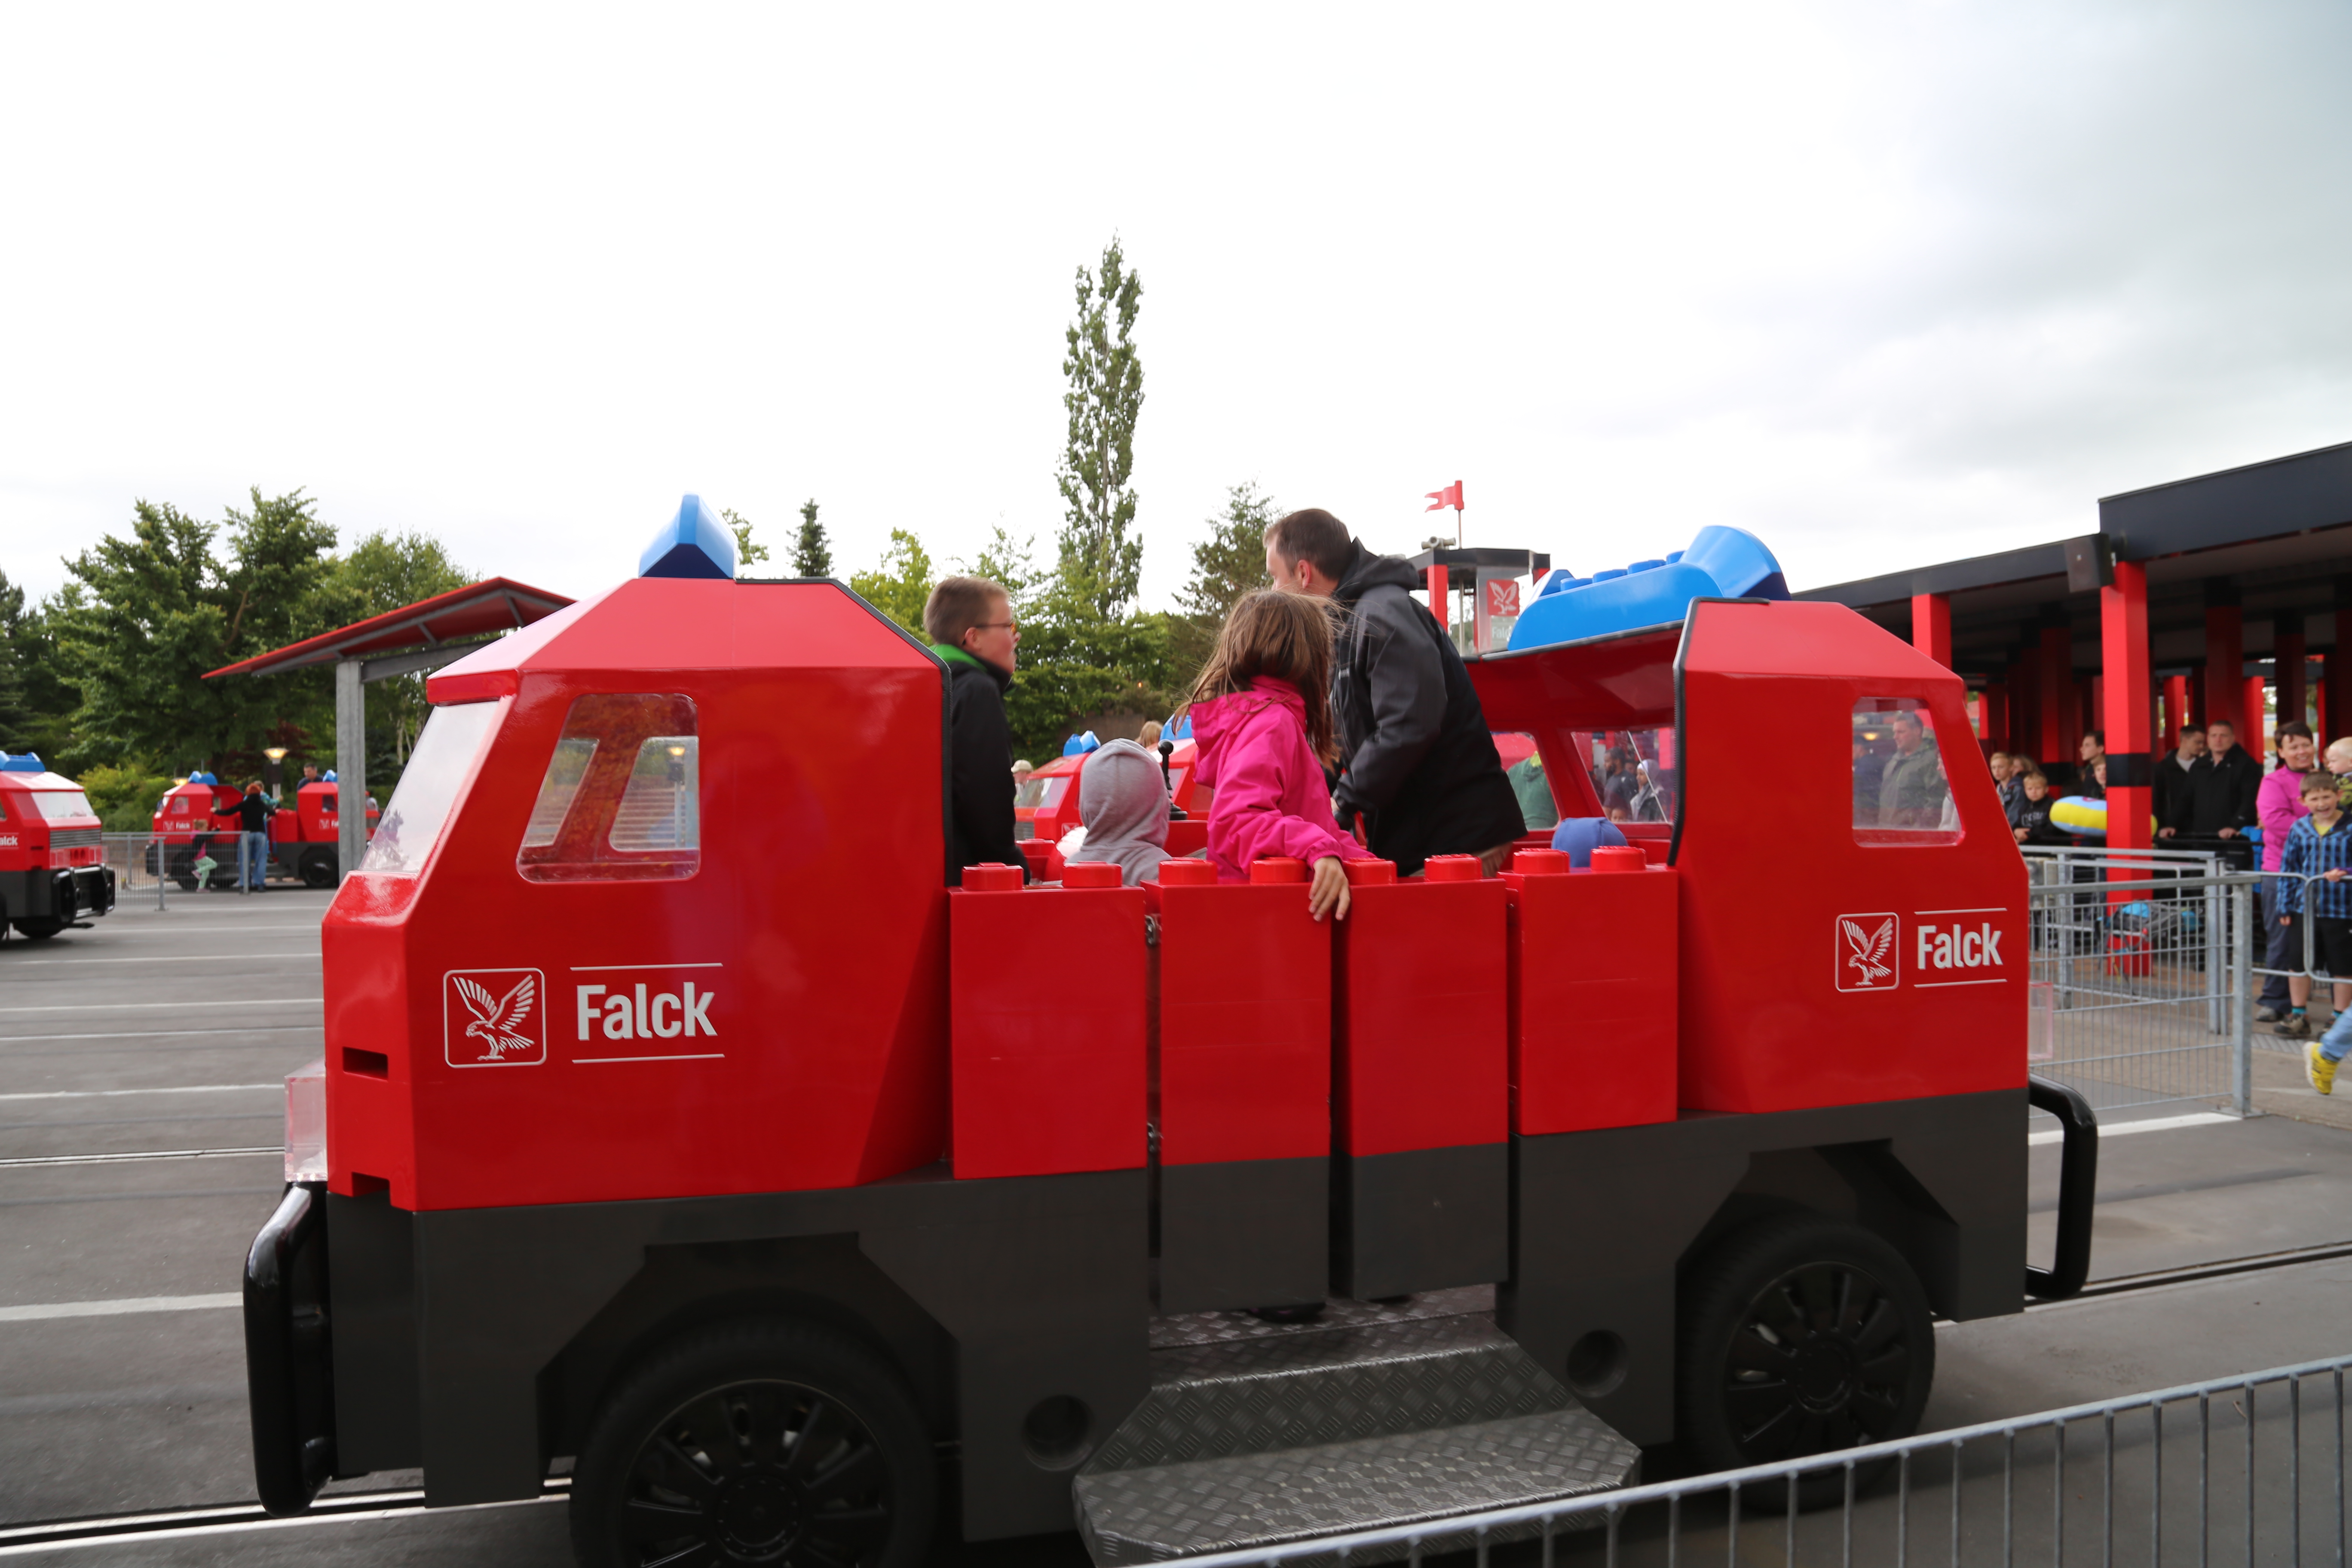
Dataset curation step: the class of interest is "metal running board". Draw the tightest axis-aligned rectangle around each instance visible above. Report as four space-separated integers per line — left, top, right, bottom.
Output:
1075 1293 1640 1564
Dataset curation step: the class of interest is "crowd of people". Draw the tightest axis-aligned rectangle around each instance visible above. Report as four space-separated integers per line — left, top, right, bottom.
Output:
927 507 1557 924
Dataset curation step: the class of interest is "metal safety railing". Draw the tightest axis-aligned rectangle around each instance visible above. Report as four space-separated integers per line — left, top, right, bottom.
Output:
2027 864 2261 1117
1171 1352 2352 1567
100 830 290 906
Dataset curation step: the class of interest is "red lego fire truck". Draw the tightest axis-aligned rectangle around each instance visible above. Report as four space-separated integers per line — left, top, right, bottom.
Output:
0 754 114 939
152 775 375 889
243 509 2096 1567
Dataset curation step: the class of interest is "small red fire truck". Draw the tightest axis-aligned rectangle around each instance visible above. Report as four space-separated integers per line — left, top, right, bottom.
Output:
152 775 375 889
243 521 2095 1567
0 754 115 940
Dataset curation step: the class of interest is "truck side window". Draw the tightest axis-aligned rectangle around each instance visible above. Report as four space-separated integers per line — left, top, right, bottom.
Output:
1853 699 1958 845
516 695 700 882
1495 732 1559 830
356 701 504 875
1569 727 1679 827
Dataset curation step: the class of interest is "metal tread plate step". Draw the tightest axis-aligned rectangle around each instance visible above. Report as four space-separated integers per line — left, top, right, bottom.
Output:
1074 1406 1640 1566
1089 1313 1567 1473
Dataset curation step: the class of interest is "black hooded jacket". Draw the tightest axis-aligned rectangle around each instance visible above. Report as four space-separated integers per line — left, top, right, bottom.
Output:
1328 544 1525 873
942 649 1026 885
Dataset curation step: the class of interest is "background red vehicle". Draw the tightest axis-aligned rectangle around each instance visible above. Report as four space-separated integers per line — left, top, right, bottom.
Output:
241 523 2094 1568
0 754 114 940
150 774 376 889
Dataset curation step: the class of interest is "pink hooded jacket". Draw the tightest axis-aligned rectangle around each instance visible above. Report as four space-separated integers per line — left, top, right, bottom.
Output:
1190 677 1375 882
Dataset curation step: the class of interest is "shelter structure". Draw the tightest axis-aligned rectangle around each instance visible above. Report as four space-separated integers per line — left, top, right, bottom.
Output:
205 579 572 877
1795 439 2352 855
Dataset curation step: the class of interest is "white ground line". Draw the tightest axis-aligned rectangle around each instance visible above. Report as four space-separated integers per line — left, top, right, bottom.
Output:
6 998 320 1014
1 953 318 965
0 1493 562 1555
0 1083 281 1103
0 1292 241 1323
2027 1110 2236 1146
0 1146 279 1169
0 1026 321 1043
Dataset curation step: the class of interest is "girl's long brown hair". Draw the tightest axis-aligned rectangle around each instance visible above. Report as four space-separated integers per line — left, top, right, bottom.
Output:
1185 589 1341 765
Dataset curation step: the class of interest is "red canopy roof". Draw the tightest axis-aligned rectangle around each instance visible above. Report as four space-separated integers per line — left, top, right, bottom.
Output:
204 577 573 679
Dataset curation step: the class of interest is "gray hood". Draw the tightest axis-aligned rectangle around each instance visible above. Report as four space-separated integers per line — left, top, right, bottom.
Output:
1069 739 1170 885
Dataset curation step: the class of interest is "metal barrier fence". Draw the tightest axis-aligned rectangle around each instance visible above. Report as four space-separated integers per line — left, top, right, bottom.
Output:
97 831 282 907
2027 865 2259 1117
1169 1351 2352 1566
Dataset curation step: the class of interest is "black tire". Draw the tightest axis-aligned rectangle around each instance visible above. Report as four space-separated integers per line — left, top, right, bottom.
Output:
12 919 63 941
570 1319 935 1568
1677 1213 1934 1507
299 850 336 890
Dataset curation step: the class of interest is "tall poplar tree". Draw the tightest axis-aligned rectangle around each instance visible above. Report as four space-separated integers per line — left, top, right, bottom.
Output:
1055 238 1145 616
792 499 833 579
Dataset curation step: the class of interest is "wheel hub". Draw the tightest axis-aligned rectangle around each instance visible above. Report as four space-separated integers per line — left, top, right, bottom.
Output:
714 1473 802 1556
1787 1337 1857 1411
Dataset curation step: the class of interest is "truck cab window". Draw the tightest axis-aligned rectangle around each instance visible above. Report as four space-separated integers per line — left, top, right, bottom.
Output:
1495 733 1559 830
517 694 700 882
356 701 504 875
1570 728 1679 827
1854 699 1958 845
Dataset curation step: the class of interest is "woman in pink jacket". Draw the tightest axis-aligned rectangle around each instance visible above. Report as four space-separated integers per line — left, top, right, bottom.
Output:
1186 590 1374 921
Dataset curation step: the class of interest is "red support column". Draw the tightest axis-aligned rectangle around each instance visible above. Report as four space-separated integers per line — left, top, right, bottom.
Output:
2013 650 2041 768
1982 683 2010 753
1426 564 1449 631
2164 675 2190 746
2330 653 2352 749
1911 593 1953 668
2205 600 2243 733
2040 621 2070 769
2101 561 2153 858
2190 667 2209 728
2277 623 2308 732
2247 675 2271 755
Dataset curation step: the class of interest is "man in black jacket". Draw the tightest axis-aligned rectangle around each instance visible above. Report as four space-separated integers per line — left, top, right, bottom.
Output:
1265 509 1524 874
2181 717 2261 869
923 576 1028 885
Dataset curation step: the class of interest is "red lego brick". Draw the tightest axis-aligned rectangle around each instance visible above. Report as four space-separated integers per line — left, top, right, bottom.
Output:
1332 861 1508 1157
950 877 1147 1179
1145 873 1331 1166
1504 857 1678 1135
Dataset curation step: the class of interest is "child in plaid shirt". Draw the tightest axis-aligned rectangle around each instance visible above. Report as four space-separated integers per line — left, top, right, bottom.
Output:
2280 772 2352 1089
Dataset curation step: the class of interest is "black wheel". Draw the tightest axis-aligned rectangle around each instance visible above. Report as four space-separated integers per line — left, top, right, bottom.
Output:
12 919 63 940
571 1319 935 1568
299 850 336 889
1677 1214 1934 1506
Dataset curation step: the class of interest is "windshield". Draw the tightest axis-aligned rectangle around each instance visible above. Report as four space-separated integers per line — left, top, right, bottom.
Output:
1571 728 1679 827
1015 775 1071 811
357 701 503 875
33 790 96 823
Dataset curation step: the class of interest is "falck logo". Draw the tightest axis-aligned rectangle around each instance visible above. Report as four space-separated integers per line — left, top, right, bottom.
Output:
443 968 547 1067
1834 914 1899 992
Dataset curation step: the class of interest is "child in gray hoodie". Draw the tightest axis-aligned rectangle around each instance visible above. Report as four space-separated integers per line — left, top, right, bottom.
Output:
1066 738 1173 885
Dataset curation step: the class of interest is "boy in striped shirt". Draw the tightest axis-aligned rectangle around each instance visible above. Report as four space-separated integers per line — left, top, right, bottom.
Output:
2280 771 2352 1089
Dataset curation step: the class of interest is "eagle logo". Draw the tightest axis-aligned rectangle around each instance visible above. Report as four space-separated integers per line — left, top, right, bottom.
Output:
1837 916 1897 989
442 968 547 1066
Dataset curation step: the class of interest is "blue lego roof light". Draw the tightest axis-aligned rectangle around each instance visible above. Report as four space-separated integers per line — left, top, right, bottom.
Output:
1509 526 1788 651
1062 730 1101 757
0 752 43 773
322 770 337 782
1164 713 1193 742
638 494 738 581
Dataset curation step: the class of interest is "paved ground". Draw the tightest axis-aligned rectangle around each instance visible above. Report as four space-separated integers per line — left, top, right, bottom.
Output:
2 892 2347 1565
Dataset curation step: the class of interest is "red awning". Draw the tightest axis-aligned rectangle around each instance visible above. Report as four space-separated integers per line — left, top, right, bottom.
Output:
204 577 573 679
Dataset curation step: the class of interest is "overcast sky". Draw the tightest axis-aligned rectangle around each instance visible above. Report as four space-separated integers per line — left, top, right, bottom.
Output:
3 3 2346 613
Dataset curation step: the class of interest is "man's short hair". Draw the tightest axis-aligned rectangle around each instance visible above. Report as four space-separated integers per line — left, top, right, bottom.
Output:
2083 729 2104 748
2179 723 2206 737
1264 508 1354 582
923 576 1007 647
2208 719 2236 733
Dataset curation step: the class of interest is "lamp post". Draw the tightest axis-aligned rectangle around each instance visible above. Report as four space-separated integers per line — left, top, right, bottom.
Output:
262 746 289 802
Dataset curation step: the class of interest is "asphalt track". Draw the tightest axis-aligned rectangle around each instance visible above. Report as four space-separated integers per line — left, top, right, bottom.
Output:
2 891 2349 1565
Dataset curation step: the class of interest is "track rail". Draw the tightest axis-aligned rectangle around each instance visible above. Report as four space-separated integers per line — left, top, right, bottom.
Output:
10 1241 2351 1553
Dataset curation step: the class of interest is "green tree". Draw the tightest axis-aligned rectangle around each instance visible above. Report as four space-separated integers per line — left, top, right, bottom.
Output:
791 499 833 579
322 530 474 771
848 529 935 637
962 523 1041 610
1172 482 1277 671
78 761 176 833
1001 588 1183 764
719 508 769 570
1 580 86 763
1055 237 1145 616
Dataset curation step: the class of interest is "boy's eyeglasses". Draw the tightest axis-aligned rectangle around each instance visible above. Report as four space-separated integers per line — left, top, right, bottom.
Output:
971 621 1018 631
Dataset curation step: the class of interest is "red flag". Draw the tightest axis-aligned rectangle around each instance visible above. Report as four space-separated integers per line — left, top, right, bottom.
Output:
1423 481 1464 511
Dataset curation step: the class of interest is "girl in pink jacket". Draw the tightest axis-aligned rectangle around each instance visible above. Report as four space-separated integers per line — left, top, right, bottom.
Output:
1185 590 1373 920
